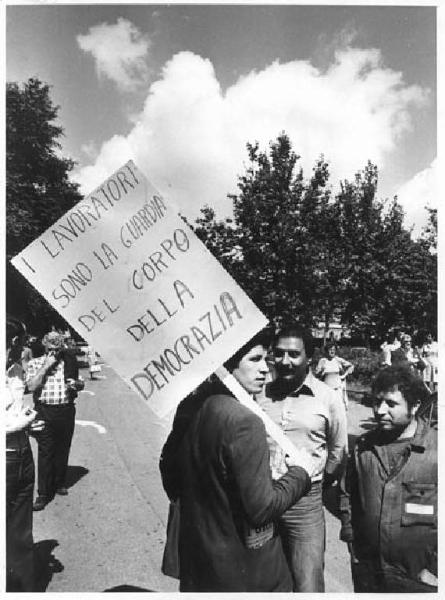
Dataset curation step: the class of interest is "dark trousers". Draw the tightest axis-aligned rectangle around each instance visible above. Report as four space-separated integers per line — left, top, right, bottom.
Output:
35 403 76 498
351 559 438 593
6 442 35 592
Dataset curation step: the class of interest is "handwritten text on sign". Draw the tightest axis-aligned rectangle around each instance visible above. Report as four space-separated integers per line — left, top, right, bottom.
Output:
12 161 268 416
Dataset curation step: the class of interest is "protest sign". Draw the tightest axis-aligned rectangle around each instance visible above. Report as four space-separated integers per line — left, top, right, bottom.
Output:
12 160 268 417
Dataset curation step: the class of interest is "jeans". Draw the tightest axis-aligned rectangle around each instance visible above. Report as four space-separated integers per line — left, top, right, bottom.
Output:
278 480 325 592
6 442 35 592
35 403 76 498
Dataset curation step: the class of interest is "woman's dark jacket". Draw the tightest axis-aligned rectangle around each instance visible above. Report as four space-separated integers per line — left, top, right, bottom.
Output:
160 390 310 592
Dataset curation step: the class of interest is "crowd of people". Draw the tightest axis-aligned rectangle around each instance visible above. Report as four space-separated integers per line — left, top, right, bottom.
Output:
5 321 85 591
5 318 438 593
160 323 438 593
380 329 438 392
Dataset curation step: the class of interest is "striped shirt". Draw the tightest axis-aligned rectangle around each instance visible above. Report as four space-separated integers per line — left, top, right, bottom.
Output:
26 355 69 405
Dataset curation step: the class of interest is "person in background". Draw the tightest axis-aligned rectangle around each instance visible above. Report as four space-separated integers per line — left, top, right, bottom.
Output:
257 323 347 592
26 332 84 511
29 335 45 359
5 321 44 591
391 334 423 375
159 330 318 592
380 329 401 366
6 334 33 373
86 346 100 380
420 332 438 393
339 365 437 592
315 341 354 411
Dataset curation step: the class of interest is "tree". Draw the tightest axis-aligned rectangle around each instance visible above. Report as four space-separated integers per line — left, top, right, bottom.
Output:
421 207 437 253
194 134 437 341
335 165 437 340
6 78 82 333
195 133 342 328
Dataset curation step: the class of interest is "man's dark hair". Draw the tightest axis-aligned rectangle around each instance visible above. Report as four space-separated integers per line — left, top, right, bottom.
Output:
224 328 273 372
371 365 430 410
274 322 315 358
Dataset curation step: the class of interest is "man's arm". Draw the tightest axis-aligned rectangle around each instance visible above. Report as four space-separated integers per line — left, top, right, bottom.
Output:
338 454 355 544
325 391 348 478
25 354 57 393
229 412 310 527
338 445 374 564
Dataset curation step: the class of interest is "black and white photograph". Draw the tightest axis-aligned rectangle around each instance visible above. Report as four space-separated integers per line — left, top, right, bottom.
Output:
4 1 438 594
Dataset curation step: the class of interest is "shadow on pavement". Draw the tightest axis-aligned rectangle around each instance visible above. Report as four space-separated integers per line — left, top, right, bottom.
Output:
66 465 89 488
104 584 155 592
34 539 64 591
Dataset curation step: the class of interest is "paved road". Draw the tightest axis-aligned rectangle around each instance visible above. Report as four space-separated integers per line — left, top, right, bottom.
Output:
30 364 372 592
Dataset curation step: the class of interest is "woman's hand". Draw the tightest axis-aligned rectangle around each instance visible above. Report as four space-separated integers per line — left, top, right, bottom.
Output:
285 448 322 478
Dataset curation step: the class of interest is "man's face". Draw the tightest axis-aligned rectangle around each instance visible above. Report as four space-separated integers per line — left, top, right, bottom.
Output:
274 336 309 389
232 344 268 395
44 342 60 356
43 333 64 355
373 387 418 432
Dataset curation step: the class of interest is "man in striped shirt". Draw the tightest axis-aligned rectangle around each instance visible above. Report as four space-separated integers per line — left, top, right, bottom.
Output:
26 332 84 511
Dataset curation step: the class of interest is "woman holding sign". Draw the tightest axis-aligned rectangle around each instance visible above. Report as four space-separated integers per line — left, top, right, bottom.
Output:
159 330 316 592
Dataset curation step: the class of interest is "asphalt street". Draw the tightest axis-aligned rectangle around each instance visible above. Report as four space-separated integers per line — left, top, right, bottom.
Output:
30 362 373 592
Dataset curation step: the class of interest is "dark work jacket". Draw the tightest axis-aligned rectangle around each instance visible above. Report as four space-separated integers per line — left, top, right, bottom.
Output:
339 418 437 592
160 392 311 592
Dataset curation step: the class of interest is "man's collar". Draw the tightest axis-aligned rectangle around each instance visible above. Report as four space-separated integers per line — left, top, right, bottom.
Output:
410 418 429 452
363 417 428 452
270 371 315 398
288 381 315 397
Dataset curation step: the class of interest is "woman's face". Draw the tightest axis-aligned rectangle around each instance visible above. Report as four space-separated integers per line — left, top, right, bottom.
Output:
232 344 269 395
327 346 336 359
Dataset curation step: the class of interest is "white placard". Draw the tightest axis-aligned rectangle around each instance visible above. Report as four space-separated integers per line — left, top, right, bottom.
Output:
12 161 268 417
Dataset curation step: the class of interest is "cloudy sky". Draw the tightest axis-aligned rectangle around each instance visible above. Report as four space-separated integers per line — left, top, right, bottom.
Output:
7 4 436 234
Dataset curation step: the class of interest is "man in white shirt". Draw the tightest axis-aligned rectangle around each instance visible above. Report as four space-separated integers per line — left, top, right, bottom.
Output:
257 323 347 592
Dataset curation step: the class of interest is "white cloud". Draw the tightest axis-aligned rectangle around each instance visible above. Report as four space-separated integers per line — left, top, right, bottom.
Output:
396 159 437 237
73 47 429 221
77 18 150 91
80 140 99 160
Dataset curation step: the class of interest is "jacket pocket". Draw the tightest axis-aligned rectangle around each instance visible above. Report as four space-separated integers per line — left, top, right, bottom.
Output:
401 482 437 526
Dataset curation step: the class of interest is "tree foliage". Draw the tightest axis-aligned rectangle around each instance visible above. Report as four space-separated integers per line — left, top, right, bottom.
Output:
6 78 82 332
194 134 437 340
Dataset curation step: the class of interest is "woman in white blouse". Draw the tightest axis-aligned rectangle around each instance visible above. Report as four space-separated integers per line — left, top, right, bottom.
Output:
315 342 354 410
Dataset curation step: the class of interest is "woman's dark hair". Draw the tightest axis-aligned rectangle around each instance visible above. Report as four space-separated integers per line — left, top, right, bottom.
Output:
324 341 337 356
371 365 430 410
274 322 315 359
224 328 272 372
6 316 26 347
